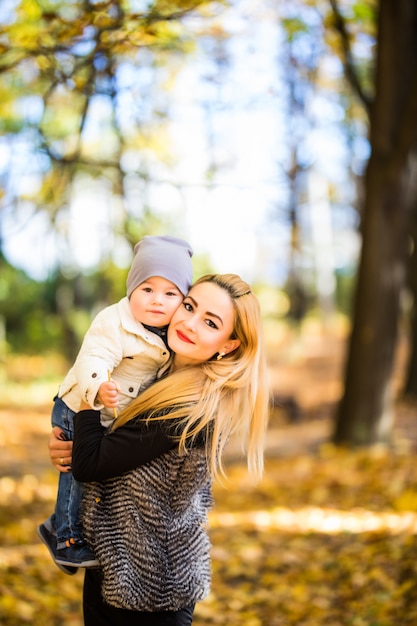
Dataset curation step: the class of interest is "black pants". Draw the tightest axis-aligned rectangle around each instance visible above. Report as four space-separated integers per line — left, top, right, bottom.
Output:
83 569 195 626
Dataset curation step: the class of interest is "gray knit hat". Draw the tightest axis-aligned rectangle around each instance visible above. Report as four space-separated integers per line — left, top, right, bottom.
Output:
126 235 193 298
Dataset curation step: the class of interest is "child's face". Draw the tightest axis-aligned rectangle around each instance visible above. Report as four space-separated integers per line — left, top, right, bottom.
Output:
129 276 184 327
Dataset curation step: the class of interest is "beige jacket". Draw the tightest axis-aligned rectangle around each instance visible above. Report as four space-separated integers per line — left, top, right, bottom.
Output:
58 297 171 425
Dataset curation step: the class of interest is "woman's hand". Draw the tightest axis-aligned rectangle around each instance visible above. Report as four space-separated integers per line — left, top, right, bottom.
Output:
49 426 73 472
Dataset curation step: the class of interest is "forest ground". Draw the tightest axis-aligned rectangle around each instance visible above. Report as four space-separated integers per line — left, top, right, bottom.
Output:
1 321 417 625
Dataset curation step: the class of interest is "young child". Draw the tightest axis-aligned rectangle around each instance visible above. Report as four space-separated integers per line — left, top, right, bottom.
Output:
38 235 193 573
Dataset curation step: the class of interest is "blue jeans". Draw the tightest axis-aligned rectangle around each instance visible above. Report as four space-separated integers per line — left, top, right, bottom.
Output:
51 395 84 548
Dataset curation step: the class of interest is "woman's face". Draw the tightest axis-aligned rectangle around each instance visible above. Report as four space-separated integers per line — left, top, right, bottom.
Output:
167 281 241 367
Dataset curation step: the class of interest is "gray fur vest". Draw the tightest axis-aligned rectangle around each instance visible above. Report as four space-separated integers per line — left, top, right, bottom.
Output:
81 446 214 611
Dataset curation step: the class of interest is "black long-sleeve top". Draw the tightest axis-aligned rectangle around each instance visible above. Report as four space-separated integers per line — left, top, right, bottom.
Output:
77 409 213 612
72 409 177 482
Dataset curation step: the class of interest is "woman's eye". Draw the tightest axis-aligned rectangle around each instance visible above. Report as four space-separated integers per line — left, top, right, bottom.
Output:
183 301 193 311
205 319 218 329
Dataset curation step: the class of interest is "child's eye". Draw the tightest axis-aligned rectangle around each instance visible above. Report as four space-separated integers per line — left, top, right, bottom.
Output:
142 287 152 293
166 291 179 297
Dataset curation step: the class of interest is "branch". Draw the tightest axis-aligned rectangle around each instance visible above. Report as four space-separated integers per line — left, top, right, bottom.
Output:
328 0 373 117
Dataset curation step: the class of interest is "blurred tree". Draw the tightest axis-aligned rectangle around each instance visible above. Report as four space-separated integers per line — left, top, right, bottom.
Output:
403 150 417 397
0 0 221 262
280 10 317 325
0 251 63 355
330 0 417 444
277 1 365 326
0 249 130 361
0 0 221 358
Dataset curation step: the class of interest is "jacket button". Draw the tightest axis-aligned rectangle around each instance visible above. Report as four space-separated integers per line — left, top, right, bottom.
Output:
129 387 134 393
162 351 167 356
92 373 97 378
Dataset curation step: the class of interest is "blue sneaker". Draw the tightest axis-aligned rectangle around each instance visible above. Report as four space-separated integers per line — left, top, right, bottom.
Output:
55 539 99 568
37 522 78 575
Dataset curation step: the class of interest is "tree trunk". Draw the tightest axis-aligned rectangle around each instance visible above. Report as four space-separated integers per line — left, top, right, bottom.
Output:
333 0 417 445
402 152 417 396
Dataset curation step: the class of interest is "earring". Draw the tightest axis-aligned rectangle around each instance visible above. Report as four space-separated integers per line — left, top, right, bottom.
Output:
216 352 225 360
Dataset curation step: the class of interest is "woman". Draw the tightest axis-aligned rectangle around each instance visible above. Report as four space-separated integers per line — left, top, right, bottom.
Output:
49 273 270 625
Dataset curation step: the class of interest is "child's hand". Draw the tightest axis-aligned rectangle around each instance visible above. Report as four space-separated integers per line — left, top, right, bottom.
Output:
97 380 120 409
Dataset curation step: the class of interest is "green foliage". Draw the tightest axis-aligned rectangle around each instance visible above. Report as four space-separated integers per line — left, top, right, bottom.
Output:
0 0 223 261
334 269 356 316
0 256 56 354
0 253 127 360
0 0 217 165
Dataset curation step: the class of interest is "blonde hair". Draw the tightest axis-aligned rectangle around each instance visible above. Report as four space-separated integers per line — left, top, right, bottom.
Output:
113 273 270 480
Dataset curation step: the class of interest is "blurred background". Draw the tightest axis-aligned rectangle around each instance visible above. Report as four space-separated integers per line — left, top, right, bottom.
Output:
1 0 417 624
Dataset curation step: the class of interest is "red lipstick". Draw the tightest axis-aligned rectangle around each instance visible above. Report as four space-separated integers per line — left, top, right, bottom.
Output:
176 329 194 344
